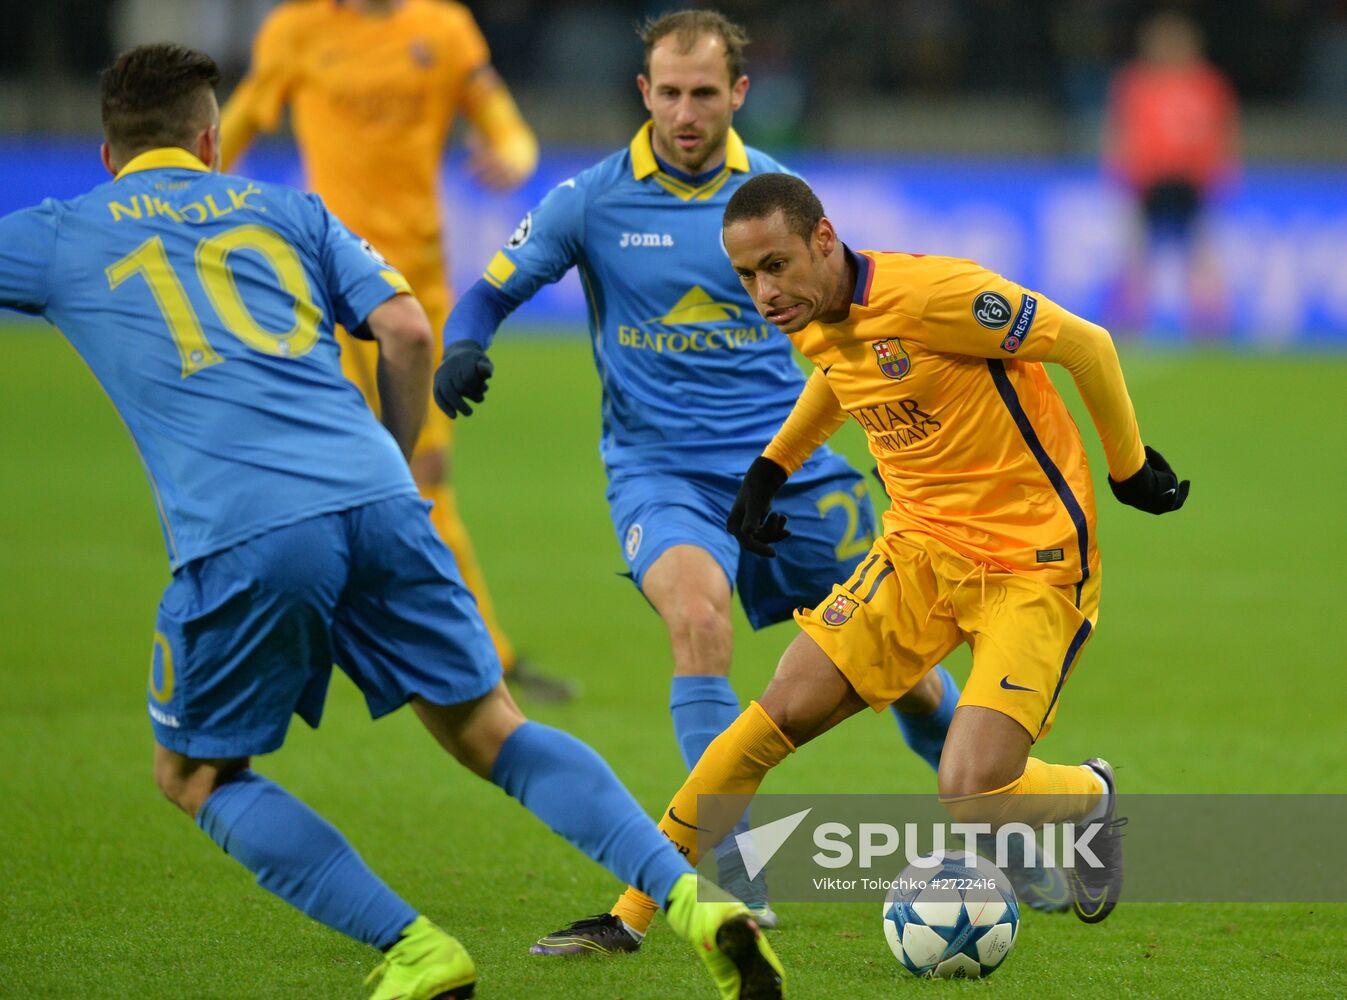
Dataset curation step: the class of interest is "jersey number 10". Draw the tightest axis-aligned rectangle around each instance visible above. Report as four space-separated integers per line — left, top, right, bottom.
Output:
106 224 322 377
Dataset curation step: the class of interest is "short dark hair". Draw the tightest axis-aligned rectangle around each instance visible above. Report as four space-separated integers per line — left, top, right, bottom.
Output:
723 173 824 243
639 9 750 83
101 43 220 157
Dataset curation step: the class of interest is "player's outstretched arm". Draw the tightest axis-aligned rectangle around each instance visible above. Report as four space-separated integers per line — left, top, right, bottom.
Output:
366 293 434 459
218 8 296 173
0 205 57 315
1045 312 1189 514
434 172 586 419
761 368 849 475
217 81 262 173
462 66 539 191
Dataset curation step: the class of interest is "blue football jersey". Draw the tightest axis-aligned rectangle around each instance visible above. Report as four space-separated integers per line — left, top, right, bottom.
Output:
459 124 828 475
0 148 418 568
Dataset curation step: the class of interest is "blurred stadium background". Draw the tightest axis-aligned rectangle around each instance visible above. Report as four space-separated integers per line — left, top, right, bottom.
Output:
4 3 1347 996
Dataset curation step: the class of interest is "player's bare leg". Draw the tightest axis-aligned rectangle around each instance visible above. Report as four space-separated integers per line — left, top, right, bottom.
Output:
936 706 1033 802
756 631 870 747
153 746 250 817
410 681 527 778
936 705 1122 923
643 543 735 678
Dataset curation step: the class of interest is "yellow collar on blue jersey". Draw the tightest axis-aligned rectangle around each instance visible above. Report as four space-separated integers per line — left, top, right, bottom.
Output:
115 147 212 181
629 121 749 201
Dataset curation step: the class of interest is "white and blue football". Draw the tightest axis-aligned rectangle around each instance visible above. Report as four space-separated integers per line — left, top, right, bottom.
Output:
882 850 1020 979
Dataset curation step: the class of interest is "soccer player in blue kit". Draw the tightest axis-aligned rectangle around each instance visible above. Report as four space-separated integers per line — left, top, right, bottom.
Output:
0 43 785 1000
434 11 977 953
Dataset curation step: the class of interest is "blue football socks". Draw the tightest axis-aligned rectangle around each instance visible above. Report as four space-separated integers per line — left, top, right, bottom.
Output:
891 664 959 772
670 675 741 771
669 675 760 903
196 769 417 950
490 721 692 909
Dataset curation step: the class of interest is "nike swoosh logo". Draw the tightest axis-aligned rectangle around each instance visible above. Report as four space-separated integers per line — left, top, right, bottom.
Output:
1079 881 1108 902
1026 873 1069 903
1072 872 1110 904
1162 488 1176 497
667 806 709 832
1073 879 1110 919
999 675 1035 692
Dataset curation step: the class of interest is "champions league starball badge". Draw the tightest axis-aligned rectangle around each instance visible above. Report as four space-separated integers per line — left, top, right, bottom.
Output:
505 212 533 249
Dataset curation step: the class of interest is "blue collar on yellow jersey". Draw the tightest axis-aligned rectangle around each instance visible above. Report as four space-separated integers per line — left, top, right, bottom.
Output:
845 244 875 306
628 121 749 202
114 147 212 181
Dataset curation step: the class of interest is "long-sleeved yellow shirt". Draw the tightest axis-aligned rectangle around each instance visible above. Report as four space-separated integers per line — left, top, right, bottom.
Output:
763 248 1145 587
219 0 536 269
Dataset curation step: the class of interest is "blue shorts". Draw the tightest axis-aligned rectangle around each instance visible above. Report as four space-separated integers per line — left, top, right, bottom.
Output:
607 452 877 629
147 495 501 758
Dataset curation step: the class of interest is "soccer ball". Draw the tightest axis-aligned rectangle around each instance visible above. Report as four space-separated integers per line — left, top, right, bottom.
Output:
882 850 1020 979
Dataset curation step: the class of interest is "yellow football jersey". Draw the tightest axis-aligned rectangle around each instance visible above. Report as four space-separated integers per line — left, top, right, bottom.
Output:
236 0 489 254
779 250 1107 588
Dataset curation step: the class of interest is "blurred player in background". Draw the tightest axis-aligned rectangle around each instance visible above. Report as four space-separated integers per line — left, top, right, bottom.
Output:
1104 10 1240 338
434 9 974 949
601 171 1192 935
0 43 784 1000
220 0 574 701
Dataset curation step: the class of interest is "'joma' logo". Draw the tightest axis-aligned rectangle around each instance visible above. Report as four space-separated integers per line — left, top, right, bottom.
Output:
620 231 674 248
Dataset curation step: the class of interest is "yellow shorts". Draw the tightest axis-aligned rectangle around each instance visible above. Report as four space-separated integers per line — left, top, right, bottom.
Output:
337 259 452 458
795 531 1100 741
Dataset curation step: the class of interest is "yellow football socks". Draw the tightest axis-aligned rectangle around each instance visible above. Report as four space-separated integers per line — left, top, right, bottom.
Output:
611 702 796 934
940 756 1104 828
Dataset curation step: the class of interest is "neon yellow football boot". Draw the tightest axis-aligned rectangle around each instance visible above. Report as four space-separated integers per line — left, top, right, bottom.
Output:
664 873 786 999
365 915 476 1000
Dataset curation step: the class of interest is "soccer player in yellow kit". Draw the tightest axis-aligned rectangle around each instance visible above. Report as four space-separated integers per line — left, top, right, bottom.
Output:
220 0 571 699
585 172 1191 935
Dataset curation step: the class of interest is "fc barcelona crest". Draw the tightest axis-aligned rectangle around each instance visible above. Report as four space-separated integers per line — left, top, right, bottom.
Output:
822 594 858 626
872 339 911 380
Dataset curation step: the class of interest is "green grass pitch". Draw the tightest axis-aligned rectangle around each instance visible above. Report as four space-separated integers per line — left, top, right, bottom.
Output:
1 324 1345 998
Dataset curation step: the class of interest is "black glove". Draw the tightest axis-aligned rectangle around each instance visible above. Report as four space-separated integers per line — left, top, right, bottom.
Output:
726 457 791 557
1108 445 1190 514
434 340 494 418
